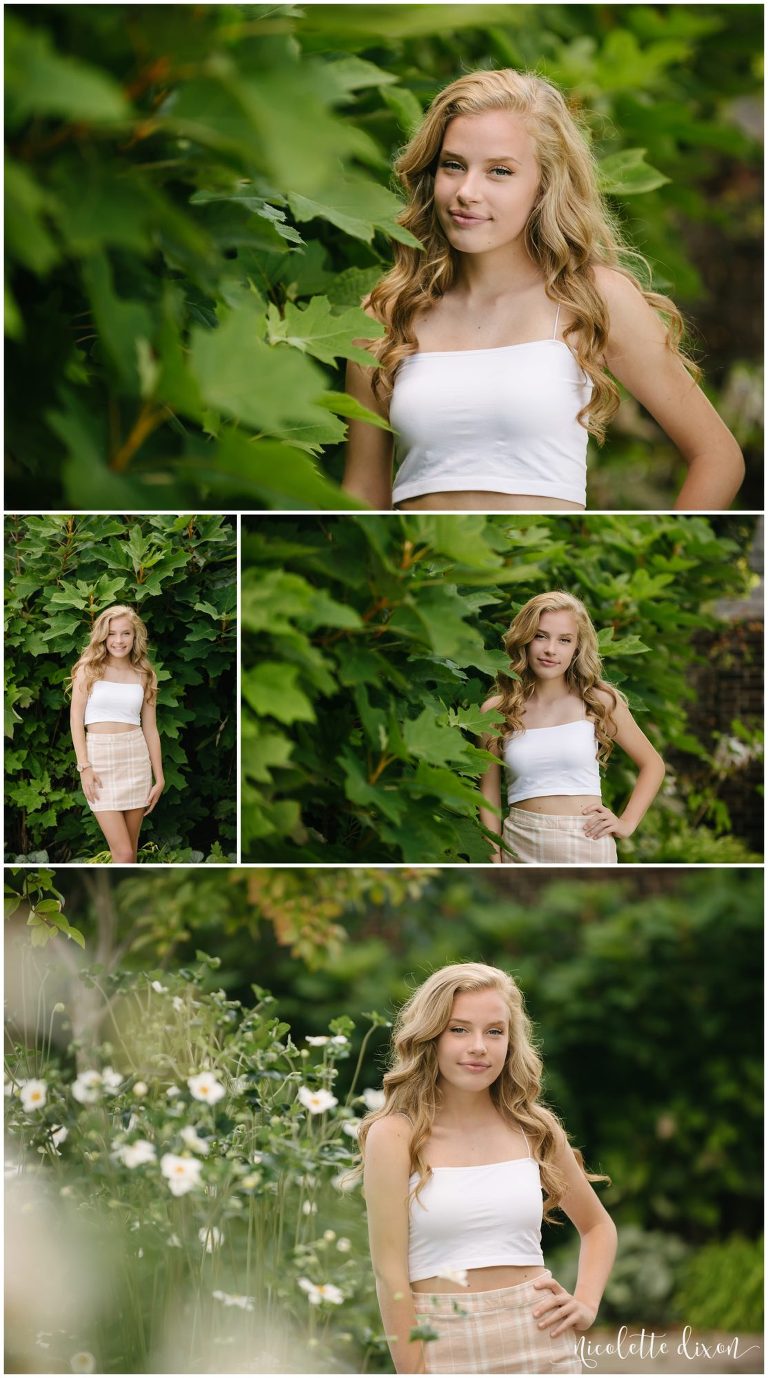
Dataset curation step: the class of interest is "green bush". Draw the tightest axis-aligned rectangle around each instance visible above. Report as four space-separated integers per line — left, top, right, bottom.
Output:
4 514 236 861
674 1235 763 1332
5 4 762 509
241 512 758 861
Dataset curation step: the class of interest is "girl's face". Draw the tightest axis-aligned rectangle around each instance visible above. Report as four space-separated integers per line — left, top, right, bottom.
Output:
434 109 541 257
436 989 510 1094
526 609 579 679
105 615 134 659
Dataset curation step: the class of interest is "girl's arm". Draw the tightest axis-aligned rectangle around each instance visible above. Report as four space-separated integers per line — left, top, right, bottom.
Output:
69 670 101 804
594 265 745 510
532 1125 618 1337
583 694 665 840
342 351 394 509
363 1115 426 1374
140 695 165 814
478 695 504 862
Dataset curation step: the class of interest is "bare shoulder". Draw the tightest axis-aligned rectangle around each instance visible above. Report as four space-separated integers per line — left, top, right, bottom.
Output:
590 264 664 341
593 683 619 709
366 1112 412 1154
537 1106 570 1156
480 693 504 714
71 665 88 691
591 264 643 307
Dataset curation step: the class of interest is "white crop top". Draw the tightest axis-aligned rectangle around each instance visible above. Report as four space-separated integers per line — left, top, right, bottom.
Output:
390 307 592 507
408 1148 544 1282
504 719 601 805
84 678 144 726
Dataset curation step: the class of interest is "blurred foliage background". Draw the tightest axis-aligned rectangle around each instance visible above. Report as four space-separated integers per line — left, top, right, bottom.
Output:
5 3 763 510
4 514 237 862
5 864 763 1371
241 512 763 863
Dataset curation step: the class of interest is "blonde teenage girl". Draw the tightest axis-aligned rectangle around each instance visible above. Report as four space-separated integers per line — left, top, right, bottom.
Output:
343 69 743 512
479 591 664 864
69 605 164 863
361 962 617 1373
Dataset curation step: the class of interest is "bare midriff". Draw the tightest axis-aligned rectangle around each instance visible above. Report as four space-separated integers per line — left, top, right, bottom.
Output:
87 723 140 735
412 1263 547 1294
512 794 601 816
396 492 584 512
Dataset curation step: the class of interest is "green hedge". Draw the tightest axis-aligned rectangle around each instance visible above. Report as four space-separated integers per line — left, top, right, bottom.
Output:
241 513 759 861
6 4 762 509
4 514 236 861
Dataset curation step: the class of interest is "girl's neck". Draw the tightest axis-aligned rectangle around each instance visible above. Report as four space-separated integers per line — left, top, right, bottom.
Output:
105 654 133 672
435 1083 497 1126
453 239 542 300
530 676 572 704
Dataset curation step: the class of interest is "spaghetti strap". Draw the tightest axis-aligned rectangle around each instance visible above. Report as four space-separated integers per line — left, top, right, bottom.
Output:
552 302 561 339
519 1125 533 1158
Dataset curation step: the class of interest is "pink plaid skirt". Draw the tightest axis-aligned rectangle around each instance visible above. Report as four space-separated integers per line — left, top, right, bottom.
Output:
414 1273 581 1373
85 729 152 813
502 809 618 865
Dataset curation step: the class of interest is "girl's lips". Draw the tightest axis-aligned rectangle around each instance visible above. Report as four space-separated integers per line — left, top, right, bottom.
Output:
449 211 488 226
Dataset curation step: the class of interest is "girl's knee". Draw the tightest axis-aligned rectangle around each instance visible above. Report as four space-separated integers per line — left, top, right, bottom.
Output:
110 848 136 864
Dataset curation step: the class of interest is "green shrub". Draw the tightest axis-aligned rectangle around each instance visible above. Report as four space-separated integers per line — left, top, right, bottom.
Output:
4 514 236 861
674 1235 763 1332
548 1225 690 1324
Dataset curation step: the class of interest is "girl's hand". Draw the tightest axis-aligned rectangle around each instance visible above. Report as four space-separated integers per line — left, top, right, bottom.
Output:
581 804 634 839
145 779 165 815
81 766 102 803
532 1274 597 1336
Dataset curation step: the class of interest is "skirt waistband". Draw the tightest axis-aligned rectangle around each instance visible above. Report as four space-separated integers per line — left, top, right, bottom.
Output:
413 1270 550 1315
506 808 593 829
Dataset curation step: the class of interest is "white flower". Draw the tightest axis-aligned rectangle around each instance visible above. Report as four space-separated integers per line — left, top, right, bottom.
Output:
168 1233 182 1248
306 1035 329 1047
69 1353 95 1373
330 1035 349 1046
302 1201 317 1216
337 1237 351 1253
132 1081 148 1098
72 1071 101 1104
172 996 184 1013
188 1071 226 1105
252 1151 263 1164
241 1173 261 1190
341 1119 361 1139
166 1085 181 1098
229 1075 249 1095
361 1087 385 1111
199 1225 224 1252
323 1229 337 1242
160 1153 202 1196
20 1079 47 1112
4 1080 14 1097
51 1126 68 1149
151 981 168 994
71 1068 121 1103
435 1265 470 1288
298 1277 344 1306
118 1139 156 1169
213 1289 254 1311
297 1086 338 1115
181 1126 210 1155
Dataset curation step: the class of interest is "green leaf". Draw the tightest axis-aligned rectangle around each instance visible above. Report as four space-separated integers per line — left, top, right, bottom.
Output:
598 149 671 197
6 16 132 127
242 662 316 725
80 252 153 390
5 162 61 274
288 177 421 247
189 306 332 436
381 85 424 135
267 296 384 367
317 391 392 433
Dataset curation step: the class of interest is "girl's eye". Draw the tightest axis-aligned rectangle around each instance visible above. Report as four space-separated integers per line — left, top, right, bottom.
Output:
440 159 463 171
491 166 513 176
449 1025 467 1033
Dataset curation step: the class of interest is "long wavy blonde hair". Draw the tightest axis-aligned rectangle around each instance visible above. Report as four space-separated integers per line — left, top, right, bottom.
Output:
367 68 699 440
357 962 607 1220
70 604 157 702
493 591 624 765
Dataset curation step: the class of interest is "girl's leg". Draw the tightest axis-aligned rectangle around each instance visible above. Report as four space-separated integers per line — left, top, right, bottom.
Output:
123 807 146 860
93 810 136 864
